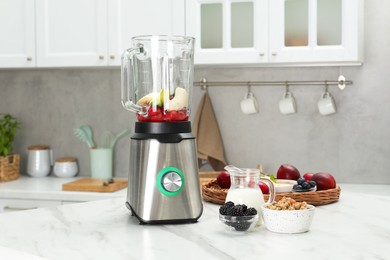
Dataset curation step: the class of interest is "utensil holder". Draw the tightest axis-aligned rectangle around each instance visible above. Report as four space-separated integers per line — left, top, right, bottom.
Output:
90 148 113 179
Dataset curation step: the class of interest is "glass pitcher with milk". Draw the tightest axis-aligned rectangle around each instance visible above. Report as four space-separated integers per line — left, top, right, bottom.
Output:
225 165 275 225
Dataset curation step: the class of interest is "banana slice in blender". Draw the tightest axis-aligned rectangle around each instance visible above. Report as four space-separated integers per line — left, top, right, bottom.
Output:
167 87 188 111
136 92 161 106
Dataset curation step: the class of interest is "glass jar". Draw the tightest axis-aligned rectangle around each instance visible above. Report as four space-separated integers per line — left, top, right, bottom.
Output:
225 166 275 225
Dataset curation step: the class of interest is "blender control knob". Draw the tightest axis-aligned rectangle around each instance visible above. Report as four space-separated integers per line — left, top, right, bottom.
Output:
162 171 182 192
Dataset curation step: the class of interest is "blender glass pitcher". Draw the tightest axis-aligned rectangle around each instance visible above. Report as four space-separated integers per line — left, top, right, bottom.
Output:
121 35 195 122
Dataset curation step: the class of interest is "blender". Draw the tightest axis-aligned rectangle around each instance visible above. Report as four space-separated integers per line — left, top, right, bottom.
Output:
121 35 203 224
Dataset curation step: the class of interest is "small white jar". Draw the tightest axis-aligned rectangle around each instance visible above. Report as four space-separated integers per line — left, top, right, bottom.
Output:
27 145 52 177
53 157 78 178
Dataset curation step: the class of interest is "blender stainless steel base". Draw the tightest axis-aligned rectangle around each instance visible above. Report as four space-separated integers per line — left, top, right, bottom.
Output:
126 122 203 224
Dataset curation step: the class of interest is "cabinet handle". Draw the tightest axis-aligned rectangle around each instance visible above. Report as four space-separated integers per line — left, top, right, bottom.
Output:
27 57 32 61
4 206 38 211
110 55 115 60
99 55 105 60
259 52 265 57
271 52 278 56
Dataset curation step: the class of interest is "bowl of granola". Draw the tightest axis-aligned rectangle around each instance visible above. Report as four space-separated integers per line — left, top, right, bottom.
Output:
261 197 315 234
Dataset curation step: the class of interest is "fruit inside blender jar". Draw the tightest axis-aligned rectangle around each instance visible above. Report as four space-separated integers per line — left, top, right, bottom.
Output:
136 87 189 122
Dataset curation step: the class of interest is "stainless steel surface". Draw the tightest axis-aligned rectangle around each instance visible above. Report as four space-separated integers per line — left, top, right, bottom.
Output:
195 76 352 88
162 172 182 192
127 138 202 222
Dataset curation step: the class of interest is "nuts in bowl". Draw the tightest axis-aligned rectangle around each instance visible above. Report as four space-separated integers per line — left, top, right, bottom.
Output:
261 197 315 234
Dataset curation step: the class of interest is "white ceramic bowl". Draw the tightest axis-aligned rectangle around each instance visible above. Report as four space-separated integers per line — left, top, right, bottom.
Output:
275 179 296 193
261 205 315 234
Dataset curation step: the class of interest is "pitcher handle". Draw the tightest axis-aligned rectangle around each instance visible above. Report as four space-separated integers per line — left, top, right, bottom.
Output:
260 177 276 204
121 46 143 113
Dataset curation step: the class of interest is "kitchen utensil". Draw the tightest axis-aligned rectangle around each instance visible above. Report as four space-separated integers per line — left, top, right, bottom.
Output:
110 129 130 149
27 145 52 177
99 130 113 148
121 35 202 224
80 125 96 147
224 165 275 225
62 178 127 192
53 157 78 178
74 126 96 148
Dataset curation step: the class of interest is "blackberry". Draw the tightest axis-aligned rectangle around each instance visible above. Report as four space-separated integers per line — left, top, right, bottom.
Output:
219 201 236 215
219 205 228 215
302 182 311 190
297 177 306 185
245 207 257 216
231 205 245 216
309 181 316 188
225 201 235 208
233 221 251 231
226 207 234 216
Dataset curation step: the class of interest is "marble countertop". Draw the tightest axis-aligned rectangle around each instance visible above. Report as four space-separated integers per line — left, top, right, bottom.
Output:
0 175 126 201
0 184 389 260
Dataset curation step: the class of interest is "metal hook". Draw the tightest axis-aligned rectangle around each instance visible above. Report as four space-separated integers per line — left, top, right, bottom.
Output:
247 82 252 93
324 81 329 92
200 77 208 92
285 81 290 93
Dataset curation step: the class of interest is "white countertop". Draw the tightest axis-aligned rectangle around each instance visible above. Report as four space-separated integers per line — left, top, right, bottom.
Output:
0 184 389 260
0 175 127 201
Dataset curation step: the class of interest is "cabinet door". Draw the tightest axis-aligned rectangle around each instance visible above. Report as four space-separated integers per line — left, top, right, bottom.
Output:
0 0 35 68
36 0 108 67
269 0 363 64
108 0 185 66
186 0 268 65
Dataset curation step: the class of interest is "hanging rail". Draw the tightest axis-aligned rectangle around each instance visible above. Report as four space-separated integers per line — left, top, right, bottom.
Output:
194 75 352 90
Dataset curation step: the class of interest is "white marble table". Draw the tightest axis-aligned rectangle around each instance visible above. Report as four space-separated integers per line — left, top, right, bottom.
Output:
0 184 388 260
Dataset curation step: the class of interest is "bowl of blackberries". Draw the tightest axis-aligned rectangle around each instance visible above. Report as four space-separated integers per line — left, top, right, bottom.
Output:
219 201 258 233
293 177 317 192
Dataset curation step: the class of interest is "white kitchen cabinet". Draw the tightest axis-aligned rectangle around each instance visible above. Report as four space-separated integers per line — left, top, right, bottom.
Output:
268 0 363 64
0 0 36 68
35 0 185 67
108 0 185 66
186 0 363 66
35 0 108 67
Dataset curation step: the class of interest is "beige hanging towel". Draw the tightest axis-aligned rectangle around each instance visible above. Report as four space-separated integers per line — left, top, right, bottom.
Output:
193 93 227 171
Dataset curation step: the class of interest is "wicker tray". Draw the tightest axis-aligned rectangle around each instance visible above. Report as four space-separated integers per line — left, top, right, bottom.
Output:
202 179 341 206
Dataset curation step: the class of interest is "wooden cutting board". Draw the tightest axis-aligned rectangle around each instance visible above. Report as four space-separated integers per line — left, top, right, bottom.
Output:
62 178 128 192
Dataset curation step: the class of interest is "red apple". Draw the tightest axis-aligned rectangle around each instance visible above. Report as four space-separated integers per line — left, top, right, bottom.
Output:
258 181 269 194
303 173 314 182
276 164 301 180
216 171 231 189
311 172 336 191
